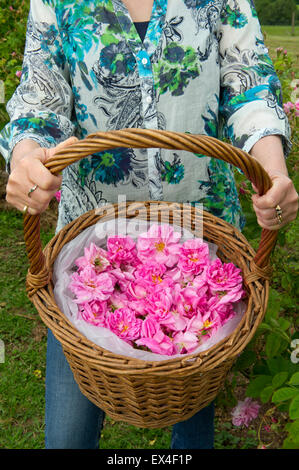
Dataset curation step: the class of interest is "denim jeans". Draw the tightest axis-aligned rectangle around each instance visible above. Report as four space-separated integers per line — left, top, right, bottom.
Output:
45 329 214 449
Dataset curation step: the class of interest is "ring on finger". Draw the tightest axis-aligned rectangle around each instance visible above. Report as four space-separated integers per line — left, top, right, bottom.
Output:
27 184 38 198
275 204 283 224
22 205 28 214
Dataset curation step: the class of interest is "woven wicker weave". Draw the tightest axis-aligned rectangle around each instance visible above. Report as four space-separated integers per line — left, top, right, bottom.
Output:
23 129 276 428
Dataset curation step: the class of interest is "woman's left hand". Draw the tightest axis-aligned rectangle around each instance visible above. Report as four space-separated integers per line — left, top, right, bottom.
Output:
252 172 298 230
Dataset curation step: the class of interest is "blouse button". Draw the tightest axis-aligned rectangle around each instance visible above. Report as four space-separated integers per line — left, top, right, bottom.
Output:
141 57 148 65
146 96 152 104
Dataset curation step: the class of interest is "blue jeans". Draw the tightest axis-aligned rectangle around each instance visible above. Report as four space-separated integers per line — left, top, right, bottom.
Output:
45 329 214 449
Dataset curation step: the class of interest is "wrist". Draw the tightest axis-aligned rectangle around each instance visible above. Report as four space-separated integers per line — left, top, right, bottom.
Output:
11 139 41 171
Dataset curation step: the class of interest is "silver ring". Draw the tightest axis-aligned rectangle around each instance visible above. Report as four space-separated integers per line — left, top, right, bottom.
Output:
28 184 38 197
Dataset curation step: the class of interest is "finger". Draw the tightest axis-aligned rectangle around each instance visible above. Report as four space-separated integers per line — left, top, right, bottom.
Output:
255 213 284 231
251 188 279 211
7 187 56 214
15 202 45 216
23 157 62 192
253 205 279 222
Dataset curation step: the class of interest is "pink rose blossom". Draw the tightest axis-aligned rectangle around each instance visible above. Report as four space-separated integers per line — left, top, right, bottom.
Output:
134 261 166 284
78 300 107 327
69 266 115 303
107 235 137 266
140 316 160 338
175 286 204 319
283 101 294 114
178 238 210 275
108 292 128 311
207 297 235 327
136 329 175 355
172 330 199 354
231 397 260 427
127 278 149 300
15 70 22 78
137 224 181 267
206 258 243 294
186 310 216 340
75 242 110 273
106 307 142 342
146 286 174 320
109 267 135 291
160 309 188 332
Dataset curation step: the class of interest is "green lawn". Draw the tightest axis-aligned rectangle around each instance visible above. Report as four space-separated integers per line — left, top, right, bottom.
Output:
261 25 299 73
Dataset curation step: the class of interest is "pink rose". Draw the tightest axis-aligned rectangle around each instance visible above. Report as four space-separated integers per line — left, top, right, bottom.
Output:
205 258 243 294
75 242 110 274
186 310 216 340
134 261 166 284
127 278 148 300
69 266 115 303
146 286 173 318
172 330 199 354
107 235 137 266
109 267 135 291
15 70 22 78
175 287 204 319
108 292 128 311
140 316 160 338
136 329 175 355
178 238 210 275
283 101 294 114
106 307 142 342
137 224 181 267
78 300 107 327
231 397 260 427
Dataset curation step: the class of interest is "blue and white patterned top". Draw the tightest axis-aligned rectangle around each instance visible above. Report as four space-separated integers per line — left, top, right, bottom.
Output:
0 0 291 233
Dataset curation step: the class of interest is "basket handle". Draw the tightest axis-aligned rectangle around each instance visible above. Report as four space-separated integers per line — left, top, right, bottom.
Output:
23 129 277 292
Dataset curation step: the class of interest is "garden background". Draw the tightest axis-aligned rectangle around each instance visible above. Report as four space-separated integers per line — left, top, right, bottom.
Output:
0 0 298 449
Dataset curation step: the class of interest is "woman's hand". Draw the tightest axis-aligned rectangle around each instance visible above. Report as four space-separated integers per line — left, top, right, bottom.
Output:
252 171 298 230
6 136 78 215
249 135 298 231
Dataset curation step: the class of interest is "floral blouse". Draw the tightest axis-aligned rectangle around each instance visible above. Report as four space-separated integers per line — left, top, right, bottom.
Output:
0 0 290 233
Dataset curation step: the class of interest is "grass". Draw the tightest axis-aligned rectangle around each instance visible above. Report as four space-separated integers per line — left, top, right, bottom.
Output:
261 25 299 73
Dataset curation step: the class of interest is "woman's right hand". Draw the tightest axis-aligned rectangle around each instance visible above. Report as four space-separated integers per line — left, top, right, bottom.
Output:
6 136 78 215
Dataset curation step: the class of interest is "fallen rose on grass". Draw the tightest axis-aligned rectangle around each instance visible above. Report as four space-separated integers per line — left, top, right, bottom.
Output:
68 224 246 356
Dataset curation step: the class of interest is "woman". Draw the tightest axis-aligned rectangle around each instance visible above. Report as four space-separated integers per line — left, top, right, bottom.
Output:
1 0 298 449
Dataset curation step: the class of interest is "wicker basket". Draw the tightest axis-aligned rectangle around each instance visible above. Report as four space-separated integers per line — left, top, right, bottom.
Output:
23 129 277 428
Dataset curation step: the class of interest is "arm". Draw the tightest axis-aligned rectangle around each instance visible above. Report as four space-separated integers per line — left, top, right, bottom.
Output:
0 0 75 172
1 0 77 214
219 0 297 229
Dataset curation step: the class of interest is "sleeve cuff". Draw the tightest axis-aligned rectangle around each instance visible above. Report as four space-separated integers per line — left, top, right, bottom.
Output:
242 128 292 158
5 132 56 174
